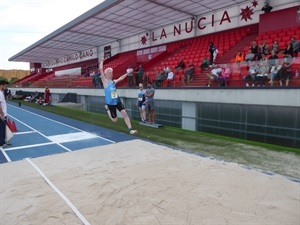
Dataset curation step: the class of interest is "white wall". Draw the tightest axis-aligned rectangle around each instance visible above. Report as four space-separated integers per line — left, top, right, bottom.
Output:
97 0 299 59
11 87 300 108
55 67 81 76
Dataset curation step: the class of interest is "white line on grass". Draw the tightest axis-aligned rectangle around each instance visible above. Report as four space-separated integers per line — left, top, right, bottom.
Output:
26 158 91 225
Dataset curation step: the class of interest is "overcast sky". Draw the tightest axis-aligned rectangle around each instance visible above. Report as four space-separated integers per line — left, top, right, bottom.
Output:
0 0 104 70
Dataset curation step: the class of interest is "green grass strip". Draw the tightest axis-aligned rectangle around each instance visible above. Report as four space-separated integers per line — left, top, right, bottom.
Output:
11 100 299 155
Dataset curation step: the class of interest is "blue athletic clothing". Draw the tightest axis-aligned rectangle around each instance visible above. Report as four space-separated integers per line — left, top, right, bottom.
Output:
137 90 145 107
104 80 119 105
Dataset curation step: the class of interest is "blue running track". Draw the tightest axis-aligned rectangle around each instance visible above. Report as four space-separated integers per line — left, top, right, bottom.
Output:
0 103 135 164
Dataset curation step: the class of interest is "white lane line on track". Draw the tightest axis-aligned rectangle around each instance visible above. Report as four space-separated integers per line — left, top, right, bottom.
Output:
48 132 99 143
8 104 115 144
13 131 37 135
7 114 72 152
4 142 54 151
4 132 104 151
0 148 11 162
26 158 91 225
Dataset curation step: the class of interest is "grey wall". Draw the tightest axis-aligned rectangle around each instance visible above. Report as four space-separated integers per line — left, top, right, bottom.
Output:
12 87 300 148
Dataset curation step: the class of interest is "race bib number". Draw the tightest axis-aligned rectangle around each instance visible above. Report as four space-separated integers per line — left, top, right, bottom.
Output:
138 97 143 101
111 92 118 99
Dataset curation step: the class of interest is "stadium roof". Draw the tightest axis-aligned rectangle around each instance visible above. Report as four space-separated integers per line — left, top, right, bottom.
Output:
9 0 249 64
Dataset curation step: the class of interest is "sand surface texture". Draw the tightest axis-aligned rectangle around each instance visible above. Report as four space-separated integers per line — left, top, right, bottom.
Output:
1 139 299 225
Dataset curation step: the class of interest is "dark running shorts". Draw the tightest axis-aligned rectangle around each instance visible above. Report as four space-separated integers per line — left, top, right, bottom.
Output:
107 100 125 118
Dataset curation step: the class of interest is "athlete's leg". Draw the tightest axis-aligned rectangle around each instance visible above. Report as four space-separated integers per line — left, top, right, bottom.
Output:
142 105 146 122
116 101 137 134
120 109 132 129
120 109 137 134
105 105 117 122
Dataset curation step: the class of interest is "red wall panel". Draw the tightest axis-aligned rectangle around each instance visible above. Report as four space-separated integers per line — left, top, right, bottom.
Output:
259 6 299 34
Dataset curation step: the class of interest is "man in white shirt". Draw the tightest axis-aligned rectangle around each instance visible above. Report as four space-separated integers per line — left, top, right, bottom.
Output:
164 70 174 87
207 66 222 87
0 80 9 146
163 65 170 75
126 66 134 87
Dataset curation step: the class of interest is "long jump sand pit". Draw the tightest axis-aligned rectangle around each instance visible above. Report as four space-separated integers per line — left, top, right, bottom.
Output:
1 139 299 225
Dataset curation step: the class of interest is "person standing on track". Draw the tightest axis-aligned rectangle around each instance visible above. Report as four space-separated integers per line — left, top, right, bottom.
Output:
0 80 9 147
136 83 146 123
44 86 51 105
99 58 137 135
145 82 155 124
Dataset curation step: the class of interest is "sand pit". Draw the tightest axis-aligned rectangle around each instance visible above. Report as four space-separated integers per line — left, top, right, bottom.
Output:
1 139 299 225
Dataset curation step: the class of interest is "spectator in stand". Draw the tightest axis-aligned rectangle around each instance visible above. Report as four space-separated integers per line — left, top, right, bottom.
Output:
208 42 218 65
154 69 167 87
85 70 90 77
133 65 139 86
143 71 150 86
280 57 292 86
282 43 294 58
92 70 101 88
200 56 209 71
250 41 259 60
213 47 219 64
164 69 175 87
219 64 231 87
137 64 144 85
44 86 51 105
183 60 195 85
261 2 273 13
235 50 244 63
290 37 300 57
90 70 95 78
258 40 269 60
244 62 259 87
175 58 185 73
268 50 279 67
235 50 244 70
126 66 134 87
245 49 255 64
269 59 282 86
270 40 280 54
163 65 171 77
207 65 222 87
256 53 269 86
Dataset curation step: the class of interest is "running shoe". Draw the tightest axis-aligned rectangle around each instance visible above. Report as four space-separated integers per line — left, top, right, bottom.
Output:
129 129 137 135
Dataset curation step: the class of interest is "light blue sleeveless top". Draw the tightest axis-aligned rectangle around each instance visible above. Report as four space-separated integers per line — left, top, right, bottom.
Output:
104 81 119 105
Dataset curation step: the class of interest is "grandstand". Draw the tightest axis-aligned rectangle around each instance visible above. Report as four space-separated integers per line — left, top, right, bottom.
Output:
9 1 300 89
7 0 300 148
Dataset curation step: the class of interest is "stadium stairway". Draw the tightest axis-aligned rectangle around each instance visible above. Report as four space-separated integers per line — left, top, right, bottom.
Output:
184 32 259 87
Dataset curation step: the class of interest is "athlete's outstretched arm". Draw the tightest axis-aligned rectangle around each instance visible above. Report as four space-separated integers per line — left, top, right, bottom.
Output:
99 58 107 86
114 73 128 84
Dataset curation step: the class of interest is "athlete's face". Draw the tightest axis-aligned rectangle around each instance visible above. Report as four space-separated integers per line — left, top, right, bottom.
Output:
105 69 113 79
